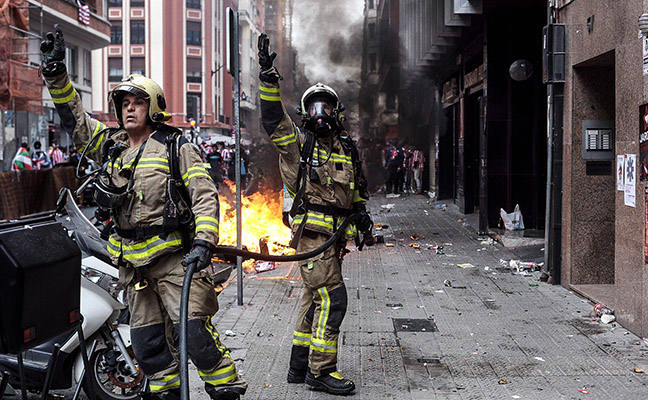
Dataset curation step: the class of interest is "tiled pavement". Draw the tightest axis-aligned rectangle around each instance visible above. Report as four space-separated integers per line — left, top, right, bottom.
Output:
195 194 648 400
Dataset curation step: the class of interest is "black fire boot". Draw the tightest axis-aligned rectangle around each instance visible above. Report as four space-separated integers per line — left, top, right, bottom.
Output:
204 383 245 400
305 369 355 395
140 389 180 400
287 367 307 383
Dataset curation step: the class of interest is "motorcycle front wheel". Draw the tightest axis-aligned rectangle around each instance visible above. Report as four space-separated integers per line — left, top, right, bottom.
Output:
83 347 146 400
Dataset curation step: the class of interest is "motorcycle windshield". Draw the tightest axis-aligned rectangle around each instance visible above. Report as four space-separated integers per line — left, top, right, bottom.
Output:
60 189 113 264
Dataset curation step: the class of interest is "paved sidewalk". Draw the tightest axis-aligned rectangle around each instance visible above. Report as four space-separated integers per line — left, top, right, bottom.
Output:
192 195 648 400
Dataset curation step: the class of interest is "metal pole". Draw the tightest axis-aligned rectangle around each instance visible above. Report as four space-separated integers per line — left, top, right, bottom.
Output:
233 10 243 306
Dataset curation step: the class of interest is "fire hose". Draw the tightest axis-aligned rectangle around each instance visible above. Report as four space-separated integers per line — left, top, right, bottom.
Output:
179 214 370 400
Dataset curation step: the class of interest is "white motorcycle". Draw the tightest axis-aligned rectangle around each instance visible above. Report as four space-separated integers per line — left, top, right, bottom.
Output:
0 189 145 399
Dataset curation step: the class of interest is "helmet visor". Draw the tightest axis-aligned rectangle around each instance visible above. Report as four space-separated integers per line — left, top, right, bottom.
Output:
308 100 333 118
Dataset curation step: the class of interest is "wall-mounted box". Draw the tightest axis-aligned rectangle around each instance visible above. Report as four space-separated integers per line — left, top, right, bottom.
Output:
582 120 614 160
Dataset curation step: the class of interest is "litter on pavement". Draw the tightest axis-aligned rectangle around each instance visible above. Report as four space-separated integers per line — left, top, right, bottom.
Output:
381 203 395 209
457 263 475 269
254 261 276 274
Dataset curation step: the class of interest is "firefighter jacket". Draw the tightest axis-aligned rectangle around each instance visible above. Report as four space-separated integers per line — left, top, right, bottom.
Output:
259 80 368 240
44 70 219 267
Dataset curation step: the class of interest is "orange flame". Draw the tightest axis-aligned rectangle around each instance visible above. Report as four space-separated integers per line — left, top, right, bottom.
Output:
218 182 294 270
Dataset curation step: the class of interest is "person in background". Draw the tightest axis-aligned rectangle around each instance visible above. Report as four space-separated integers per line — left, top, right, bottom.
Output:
410 146 425 194
11 142 32 170
32 140 52 169
50 143 66 166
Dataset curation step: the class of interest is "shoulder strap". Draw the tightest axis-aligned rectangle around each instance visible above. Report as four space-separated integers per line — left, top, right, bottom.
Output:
164 130 193 208
288 128 316 218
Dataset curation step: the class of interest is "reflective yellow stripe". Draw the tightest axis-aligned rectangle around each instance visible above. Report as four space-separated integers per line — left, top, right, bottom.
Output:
107 236 121 257
49 81 73 94
345 223 357 237
260 93 281 101
284 185 295 198
196 216 219 233
149 374 180 392
311 337 337 353
272 132 296 145
316 287 330 340
80 122 106 155
120 232 182 261
204 318 229 355
292 212 335 230
51 88 77 104
259 85 280 93
293 331 312 347
199 364 237 385
353 189 367 203
182 166 211 185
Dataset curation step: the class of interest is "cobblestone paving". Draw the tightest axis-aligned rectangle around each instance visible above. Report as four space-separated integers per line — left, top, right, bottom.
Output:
49 195 648 399
199 194 648 400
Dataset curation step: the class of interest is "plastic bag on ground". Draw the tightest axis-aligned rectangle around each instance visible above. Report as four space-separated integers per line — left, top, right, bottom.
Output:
500 204 525 230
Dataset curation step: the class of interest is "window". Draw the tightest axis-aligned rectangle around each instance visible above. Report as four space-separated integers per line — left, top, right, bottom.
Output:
186 94 201 121
110 21 122 44
108 58 123 82
131 57 145 75
83 50 91 86
67 47 78 82
130 20 145 44
186 58 202 82
186 21 201 46
368 23 375 39
369 53 376 72
186 0 200 9
130 0 145 6
108 0 122 6
368 0 374 9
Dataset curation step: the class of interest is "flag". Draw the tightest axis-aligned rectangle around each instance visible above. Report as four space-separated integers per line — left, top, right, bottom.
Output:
78 2 90 26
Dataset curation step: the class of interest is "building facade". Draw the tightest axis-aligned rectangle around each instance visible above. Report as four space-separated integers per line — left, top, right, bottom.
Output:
0 0 110 170
92 0 239 138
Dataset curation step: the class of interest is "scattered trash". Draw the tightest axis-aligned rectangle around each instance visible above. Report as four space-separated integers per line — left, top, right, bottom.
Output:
225 330 236 337
534 357 545 362
500 204 525 230
427 191 436 200
484 266 491 271
410 233 424 240
254 261 276 274
381 203 395 209
501 259 542 272
375 235 385 244
594 303 614 317
385 243 394 247
408 243 420 249
457 263 475 269
375 223 390 231
480 238 497 246
435 289 444 293
512 396 521 399
263 383 272 388
600 314 616 324
374 310 383 314
435 204 447 210
457 218 464 223
386 303 403 307
529 283 539 287
498 379 509 385
578 388 589 394
444 280 452 287
634 368 645 373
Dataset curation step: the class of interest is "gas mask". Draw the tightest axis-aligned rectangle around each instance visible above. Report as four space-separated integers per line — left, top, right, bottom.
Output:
304 97 336 136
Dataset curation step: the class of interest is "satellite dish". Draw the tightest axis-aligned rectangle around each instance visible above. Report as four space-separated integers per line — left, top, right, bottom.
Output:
509 59 533 81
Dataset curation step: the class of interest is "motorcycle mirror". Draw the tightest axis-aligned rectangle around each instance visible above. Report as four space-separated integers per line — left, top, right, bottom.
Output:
296 106 302 115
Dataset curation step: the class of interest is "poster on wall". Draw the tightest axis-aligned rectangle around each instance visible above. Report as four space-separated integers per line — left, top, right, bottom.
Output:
617 154 625 190
640 103 648 180
625 154 637 207
645 188 648 264
643 36 648 75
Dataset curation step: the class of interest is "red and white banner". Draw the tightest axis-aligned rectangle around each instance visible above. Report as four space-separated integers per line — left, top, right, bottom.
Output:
78 3 90 25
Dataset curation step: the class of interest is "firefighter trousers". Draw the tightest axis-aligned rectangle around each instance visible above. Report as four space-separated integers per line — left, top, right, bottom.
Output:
289 231 348 375
122 251 247 395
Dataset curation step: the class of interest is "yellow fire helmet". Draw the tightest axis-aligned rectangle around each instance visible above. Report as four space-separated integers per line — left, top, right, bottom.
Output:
110 74 171 126
300 82 341 113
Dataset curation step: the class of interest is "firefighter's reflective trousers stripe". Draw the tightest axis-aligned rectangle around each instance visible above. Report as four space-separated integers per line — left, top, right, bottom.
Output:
124 251 247 394
289 232 348 375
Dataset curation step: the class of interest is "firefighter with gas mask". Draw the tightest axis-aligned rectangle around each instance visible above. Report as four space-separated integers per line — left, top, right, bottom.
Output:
40 26 246 400
258 33 374 396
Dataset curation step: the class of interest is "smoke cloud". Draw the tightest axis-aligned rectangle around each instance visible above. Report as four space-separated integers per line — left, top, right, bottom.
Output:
291 0 364 130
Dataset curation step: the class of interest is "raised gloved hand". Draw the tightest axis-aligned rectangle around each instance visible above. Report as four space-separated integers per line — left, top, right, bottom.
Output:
182 240 215 271
40 24 66 77
258 33 281 83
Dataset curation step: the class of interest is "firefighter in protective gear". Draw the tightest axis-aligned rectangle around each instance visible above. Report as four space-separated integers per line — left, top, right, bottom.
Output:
258 33 373 396
41 25 246 400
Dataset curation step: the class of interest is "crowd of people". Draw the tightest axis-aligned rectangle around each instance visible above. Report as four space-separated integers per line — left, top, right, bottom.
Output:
198 140 250 189
10 141 75 171
383 142 426 195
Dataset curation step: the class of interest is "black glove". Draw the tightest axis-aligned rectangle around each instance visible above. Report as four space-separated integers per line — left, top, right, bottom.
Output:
355 209 375 248
182 240 215 271
258 33 281 83
40 24 66 77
